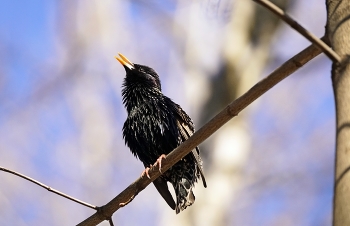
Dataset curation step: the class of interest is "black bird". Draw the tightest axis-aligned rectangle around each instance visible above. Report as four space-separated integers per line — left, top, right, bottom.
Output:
116 53 206 213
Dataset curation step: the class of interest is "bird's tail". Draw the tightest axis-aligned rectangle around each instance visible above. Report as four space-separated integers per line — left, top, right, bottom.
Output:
175 178 195 214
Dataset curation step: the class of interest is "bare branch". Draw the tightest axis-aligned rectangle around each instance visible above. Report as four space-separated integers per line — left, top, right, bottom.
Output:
0 166 97 210
77 37 325 226
253 0 340 62
108 217 114 226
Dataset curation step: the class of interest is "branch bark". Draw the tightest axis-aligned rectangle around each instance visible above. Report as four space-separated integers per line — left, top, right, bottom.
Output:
326 1 350 225
77 37 324 226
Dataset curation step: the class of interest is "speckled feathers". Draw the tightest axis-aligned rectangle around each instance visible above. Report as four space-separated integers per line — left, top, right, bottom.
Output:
116 53 206 213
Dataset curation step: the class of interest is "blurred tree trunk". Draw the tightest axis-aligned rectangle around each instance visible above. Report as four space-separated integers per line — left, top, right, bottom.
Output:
326 1 350 225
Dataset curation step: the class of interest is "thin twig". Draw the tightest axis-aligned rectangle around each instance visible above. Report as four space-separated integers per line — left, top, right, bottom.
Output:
77 37 325 226
108 217 114 226
253 0 340 62
0 166 97 210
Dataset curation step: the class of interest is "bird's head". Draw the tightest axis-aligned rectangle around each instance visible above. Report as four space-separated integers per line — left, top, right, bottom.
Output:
115 53 162 91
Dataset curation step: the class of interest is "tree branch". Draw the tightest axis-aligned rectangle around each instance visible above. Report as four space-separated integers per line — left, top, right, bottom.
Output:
77 37 325 226
253 0 340 62
0 166 97 210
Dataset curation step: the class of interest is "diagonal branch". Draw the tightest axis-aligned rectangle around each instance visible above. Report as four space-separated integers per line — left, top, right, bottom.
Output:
0 166 97 210
77 37 326 226
253 0 340 62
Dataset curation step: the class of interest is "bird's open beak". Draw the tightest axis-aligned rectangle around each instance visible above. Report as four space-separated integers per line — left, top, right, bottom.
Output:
115 53 134 70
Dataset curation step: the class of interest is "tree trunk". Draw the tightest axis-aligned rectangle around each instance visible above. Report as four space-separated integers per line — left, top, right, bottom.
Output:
326 1 350 225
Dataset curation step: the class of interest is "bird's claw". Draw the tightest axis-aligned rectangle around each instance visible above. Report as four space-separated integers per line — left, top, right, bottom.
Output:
141 164 153 179
153 154 167 174
141 155 167 178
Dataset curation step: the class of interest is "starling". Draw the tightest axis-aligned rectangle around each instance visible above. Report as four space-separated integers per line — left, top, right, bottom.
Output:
115 53 206 213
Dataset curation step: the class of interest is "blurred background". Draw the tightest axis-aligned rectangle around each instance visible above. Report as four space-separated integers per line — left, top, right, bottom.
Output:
0 0 334 225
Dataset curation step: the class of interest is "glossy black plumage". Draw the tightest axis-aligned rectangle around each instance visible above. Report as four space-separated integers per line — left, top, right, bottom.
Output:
116 53 206 213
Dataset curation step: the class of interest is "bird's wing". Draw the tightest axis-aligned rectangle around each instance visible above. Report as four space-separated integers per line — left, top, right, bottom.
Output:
175 109 207 188
153 177 176 210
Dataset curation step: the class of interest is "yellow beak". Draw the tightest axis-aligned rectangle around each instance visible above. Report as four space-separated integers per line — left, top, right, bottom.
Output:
115 53 134 70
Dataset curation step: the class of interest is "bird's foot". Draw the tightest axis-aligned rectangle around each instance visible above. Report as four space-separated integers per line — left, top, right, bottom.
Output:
141 164 153 179
153 154 167 173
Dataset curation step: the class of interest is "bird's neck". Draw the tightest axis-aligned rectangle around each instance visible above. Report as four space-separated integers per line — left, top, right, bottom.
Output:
122 85 162 114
